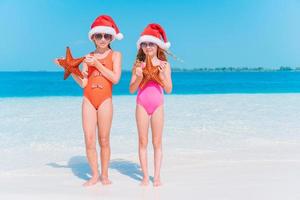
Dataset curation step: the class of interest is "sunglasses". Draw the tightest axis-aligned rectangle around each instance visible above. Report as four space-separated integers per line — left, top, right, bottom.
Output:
94 33 112 41
140 42 156 48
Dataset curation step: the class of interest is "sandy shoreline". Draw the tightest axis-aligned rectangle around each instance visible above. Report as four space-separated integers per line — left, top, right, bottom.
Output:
0 94 300 199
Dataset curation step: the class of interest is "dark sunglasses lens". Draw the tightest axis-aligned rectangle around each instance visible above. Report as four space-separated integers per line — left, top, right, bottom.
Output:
94 34 102 40
104 34 112 40
141 42 155 48
140 43 146 48
148 42 155 47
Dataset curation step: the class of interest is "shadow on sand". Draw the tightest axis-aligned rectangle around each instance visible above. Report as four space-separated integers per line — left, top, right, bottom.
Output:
47 156 153 182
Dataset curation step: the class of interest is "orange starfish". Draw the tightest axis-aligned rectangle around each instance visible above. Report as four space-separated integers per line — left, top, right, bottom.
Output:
139 56 164 89
57 47 85 80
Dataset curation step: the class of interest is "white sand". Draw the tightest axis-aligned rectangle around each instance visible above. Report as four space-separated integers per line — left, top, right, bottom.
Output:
0 94 300 200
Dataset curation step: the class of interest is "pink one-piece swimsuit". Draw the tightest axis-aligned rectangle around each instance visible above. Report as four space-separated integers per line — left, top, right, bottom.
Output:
137 81 164 116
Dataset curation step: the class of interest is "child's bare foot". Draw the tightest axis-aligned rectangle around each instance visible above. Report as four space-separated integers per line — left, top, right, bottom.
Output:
100 176 112 185
83 176 99 187
140 178 149 186
153 179 162 187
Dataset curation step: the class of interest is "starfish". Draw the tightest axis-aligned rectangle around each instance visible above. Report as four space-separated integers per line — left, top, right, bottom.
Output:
139 56 164 89
57 47 85 80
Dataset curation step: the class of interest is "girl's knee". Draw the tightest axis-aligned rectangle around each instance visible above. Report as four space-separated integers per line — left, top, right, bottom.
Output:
85 136 96 150
86 143 96 151
152 139 162 149
99 137 110 148
139 138 148 149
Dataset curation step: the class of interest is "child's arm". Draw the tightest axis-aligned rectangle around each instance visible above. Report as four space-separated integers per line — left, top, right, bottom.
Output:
71 62 88 88
129 61 143 94
86 52 122 84
159 62 172 94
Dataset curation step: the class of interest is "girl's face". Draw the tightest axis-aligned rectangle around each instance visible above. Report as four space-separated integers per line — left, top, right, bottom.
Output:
92 33 112 49
141 42 158 57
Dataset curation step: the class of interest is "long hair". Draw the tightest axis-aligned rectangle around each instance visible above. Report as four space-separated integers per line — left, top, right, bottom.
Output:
136 46 167 62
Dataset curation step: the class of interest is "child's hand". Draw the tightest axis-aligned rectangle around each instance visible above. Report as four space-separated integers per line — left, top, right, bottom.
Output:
134 60 144 78
85 55 104 68
158 61 167 80
82 70 88 77
135 67 143 78
84 55 98 66
53 58 63 67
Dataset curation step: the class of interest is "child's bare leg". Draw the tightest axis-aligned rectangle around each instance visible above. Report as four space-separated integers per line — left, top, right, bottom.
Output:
136 104 150 185
151 105 164 187
97 99 113 185
82 97 99 186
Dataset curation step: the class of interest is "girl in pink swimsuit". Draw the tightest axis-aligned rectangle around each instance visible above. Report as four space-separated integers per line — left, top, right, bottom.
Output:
137 80 164 116
129 24 173 187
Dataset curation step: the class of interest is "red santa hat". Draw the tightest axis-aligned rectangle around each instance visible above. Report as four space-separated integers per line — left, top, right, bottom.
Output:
136 23 171 50
88 15 123 41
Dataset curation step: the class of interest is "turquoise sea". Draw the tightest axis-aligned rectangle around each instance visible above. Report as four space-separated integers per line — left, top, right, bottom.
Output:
0 71 300 97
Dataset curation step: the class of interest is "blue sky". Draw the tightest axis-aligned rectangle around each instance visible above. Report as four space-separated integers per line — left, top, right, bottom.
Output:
0 0 300 71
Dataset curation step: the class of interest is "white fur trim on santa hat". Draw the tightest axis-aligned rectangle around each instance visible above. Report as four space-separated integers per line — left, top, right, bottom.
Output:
88 26 123 41
136 35 171 50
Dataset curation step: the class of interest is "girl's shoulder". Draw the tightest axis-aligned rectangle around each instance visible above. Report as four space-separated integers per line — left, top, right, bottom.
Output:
112 51 122 64
158 59 169 65
112 51 122 58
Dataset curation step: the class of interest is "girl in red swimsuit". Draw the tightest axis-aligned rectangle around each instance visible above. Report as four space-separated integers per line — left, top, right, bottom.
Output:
56 15 123 186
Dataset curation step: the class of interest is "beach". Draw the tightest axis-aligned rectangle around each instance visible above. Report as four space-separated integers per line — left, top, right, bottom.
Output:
0 94 300 200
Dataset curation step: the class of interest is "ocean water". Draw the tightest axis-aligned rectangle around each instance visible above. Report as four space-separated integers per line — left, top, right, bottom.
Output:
0 71 300 97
